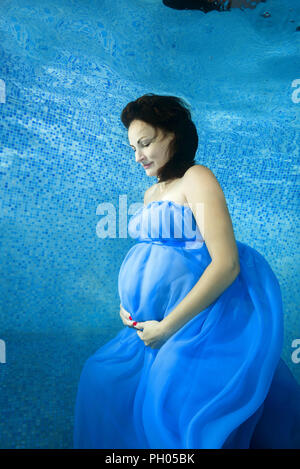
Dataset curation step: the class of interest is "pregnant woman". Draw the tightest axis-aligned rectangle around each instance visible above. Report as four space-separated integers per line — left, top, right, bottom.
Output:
73 94 300 449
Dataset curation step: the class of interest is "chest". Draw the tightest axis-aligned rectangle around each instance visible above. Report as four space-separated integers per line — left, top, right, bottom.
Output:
147 178 188 206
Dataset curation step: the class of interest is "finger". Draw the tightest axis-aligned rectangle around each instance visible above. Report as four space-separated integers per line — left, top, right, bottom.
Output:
120 310 129 325
124 318 136 328
120 305 133 321
119 311 134 328
121 317 131 326
120 309 130 322
119 310 129 324
134 322 144 330
121 314 132 325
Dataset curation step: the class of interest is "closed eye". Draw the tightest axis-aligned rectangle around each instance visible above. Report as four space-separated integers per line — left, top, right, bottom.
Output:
131 142 150 151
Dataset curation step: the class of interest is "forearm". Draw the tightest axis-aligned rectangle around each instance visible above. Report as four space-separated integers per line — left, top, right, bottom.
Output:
160 261 240 336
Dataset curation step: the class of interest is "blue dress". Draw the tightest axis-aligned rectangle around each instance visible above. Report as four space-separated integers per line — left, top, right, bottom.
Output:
73 200 300 449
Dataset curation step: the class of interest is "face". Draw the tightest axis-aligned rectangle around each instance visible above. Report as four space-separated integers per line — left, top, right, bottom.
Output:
128 120 175 178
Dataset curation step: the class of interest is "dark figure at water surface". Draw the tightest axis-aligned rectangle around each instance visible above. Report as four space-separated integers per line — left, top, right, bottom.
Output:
162 0 265 13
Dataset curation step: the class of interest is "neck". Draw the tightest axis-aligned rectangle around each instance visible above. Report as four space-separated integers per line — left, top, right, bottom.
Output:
158 178 175 192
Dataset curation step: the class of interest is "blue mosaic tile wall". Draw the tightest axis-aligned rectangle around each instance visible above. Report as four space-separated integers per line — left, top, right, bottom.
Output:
0 0 299 449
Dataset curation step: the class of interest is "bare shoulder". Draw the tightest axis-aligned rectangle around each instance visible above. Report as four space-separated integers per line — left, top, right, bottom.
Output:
183 164 217 182
183 164 224 197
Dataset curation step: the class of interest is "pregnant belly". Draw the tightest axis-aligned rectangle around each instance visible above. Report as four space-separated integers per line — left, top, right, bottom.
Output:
118 244 204 323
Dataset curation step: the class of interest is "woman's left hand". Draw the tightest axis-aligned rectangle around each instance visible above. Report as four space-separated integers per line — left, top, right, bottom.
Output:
135 320 170 349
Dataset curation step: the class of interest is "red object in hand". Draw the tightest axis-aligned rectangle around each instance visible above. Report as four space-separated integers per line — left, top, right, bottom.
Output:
129 316 132 320
132 321 137 326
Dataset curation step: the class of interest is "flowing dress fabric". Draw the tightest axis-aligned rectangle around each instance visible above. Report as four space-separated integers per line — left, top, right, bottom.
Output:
73 201 300 449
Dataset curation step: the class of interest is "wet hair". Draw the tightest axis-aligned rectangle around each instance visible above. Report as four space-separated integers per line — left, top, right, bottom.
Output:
120 93 198 183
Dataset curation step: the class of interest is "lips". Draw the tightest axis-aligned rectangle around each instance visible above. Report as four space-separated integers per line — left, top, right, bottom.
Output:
143 162 153 169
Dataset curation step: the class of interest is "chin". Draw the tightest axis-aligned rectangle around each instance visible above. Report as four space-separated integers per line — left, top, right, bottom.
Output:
146 167 156 175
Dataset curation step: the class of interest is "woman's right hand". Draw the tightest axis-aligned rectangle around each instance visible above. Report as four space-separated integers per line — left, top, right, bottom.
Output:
119 303 137 328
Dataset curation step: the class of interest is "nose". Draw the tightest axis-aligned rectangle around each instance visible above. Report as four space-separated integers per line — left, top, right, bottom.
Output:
135 150 145 163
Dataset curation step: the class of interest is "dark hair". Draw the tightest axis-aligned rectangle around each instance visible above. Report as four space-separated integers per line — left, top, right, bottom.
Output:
120 93 198 183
